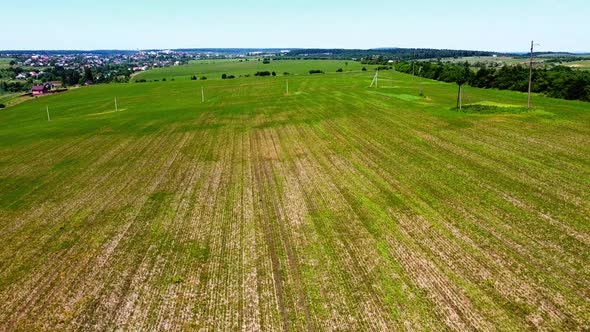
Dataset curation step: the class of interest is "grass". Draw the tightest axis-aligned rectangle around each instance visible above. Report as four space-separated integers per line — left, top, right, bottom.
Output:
132 59 372 81
566 59 590 70
0 58 13 69
0 60 589 331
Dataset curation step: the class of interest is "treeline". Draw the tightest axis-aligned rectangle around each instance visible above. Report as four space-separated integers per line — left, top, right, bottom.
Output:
395 61 590 102
0 81 32 93
286 48 499 61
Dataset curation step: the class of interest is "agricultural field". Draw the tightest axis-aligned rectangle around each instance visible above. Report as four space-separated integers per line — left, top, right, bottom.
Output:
132 59 368 82
0 58 13 69
565 59 590 70
0 60 589 331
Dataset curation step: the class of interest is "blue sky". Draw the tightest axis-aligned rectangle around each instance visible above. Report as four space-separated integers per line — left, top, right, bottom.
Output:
1 0 588 52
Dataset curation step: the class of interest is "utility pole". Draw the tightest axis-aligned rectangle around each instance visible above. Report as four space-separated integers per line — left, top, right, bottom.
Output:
46 105 51 121
456 85 464 110
201 86 205 103
412 50 416 76
115 97 118 112
376 69 378 87
527 40 534 109
418 66 423 95
286 80 289 95
370 70 379 87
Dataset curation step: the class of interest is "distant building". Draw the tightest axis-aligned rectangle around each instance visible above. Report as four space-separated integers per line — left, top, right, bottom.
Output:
48 81 63 89
31 84 50 96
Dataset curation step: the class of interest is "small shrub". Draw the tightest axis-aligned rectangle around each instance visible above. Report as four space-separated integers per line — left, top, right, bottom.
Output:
336 68 343 72
169 275 184 284
191 75 197 80
272 71 276 76
309 69 324 74
0 103 5 109
200 76 207 80
362 67 367 71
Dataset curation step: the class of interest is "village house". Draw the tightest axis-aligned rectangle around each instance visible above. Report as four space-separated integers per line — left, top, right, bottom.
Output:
31 84 51 96
48 81 63 89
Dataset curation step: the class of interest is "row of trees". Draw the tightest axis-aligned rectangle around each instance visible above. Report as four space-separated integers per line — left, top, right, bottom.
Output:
254 71 277 77
287 48 497 61
395 61 590 102
0 81 32 93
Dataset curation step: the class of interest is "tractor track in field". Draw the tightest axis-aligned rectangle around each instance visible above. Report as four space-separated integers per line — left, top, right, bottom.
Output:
250 131 290 332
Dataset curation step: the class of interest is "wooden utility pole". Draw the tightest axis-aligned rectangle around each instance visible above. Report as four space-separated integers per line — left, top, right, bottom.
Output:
46 105 51 121
412 50 416 76
375 69 378 87
286 80 289 95
370 70 379 87
456 85 463 110
115 97 118 112
201 87 205 103
527 40 534 109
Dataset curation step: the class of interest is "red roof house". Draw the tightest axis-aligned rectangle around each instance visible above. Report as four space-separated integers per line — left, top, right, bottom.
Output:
32 84 50 96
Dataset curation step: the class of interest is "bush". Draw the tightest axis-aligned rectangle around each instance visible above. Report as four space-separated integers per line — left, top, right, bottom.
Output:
362 67 367 71
191 75 197 80
255 71 271 77
336 68 343 72
263 58 271 64
283 72 290 76
272 71 276 76
222 74 227 79
162 78 167 81
0 103 5 109
309 69 324 74
200 76 207 80
135 79 147 83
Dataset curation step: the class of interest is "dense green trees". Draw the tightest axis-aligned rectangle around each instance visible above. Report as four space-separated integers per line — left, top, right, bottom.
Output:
395 61 590 102
255 71 271 77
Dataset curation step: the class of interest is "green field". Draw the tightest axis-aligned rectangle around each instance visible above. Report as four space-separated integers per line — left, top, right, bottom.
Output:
0 58 13 69
133 59 369 81
566 59 590 70
1 60 589 330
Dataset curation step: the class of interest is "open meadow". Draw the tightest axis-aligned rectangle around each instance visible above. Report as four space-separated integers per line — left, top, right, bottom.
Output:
0 58 13 69
566 59 590 70
0 60 589 331
132 59 368 82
